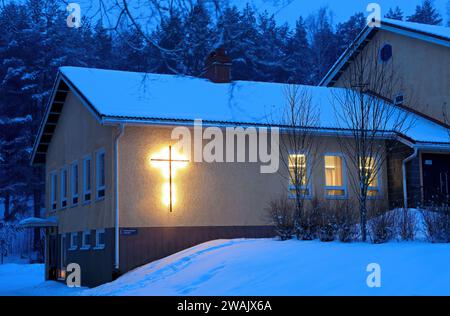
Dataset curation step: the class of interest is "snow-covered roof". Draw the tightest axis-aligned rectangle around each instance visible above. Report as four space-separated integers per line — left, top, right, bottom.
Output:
18 217 57 228
31 66 450 165
383 18 450 41
320 19 450 87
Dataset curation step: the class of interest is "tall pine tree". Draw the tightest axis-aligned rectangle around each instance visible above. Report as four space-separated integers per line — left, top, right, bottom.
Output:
407 0 443 25
385 6 404 20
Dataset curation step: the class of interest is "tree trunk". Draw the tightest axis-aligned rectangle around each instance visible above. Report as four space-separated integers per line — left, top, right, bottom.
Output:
33 188 42 255
3 193 10 221
360 195 367 242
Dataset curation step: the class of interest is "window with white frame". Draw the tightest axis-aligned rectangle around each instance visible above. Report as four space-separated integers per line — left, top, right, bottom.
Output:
50 172 58 210
60 167 68 208
81 230 91 250
69 232 79 250
324 155 347 198
360 157 380 197
95 229 106 249
288 154 311 197
71 161 79 206
83 155 92 202
96 150 106 199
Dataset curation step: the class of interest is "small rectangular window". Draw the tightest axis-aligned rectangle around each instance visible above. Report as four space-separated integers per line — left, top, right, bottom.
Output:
71 162 79 206
83 155 92 202
288 154 310 197
60 167 68 208
324 155 347 198
81 230 91 250
95 229 106 249
69 232 78 250
96 150 106 199
394 93 404 106
50 172 58 210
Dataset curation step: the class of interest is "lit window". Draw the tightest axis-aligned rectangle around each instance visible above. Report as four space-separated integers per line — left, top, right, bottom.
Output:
96 150 106 199
95 229 106 249
324 155 346 197
83 155 92 202
81 231 91 250
71 161 79 205
50 172 58 210
360 157 380 197
69 232 78 250
288 154 310 197
60 167 68 208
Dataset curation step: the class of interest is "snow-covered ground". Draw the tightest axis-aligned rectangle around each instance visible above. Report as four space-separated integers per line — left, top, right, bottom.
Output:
1 238 449 296
0 263 83 296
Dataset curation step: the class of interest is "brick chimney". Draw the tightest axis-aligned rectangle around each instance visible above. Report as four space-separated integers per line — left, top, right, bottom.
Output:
204 47 232 83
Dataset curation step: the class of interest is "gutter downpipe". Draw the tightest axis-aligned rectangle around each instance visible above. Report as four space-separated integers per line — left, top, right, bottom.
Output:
402 147 418 209
114 123 125 271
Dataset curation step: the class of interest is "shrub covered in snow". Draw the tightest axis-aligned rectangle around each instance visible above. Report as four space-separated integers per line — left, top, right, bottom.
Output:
334 200 358 243
397 208 417 241
266 197 295 241
368 207 396 244
295 198 321 240
421 206 450 243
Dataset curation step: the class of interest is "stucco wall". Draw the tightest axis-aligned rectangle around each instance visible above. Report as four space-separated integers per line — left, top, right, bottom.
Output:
335 30 450 125
45 92 115 233
45 92 390 231
118 125 389 228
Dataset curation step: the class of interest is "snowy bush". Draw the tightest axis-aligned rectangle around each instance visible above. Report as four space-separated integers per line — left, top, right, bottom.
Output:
334 200 358 243
397 208 417 241
368 208 396 244
421 206 450 243
267 197 295 241
295 198 321 240
318 204 337 242
0 221 18 263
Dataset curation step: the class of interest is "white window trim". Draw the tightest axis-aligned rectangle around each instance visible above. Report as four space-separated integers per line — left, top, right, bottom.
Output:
324 153 348 199
287 151 313 199
82 154 92 203
70 160 79 206
60 166 68 209
96 149 106 200
81 230 91 250
50 171 58 211
94 229 106 250
69 232 78 251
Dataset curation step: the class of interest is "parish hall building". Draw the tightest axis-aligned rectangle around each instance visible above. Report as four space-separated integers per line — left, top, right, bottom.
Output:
27 18 450 287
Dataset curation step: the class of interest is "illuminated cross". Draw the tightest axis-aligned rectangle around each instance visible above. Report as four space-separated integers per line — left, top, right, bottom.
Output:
151 146 189 212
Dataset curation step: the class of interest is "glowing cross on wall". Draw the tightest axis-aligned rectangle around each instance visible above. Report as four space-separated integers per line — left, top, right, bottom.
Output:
151 146 189 212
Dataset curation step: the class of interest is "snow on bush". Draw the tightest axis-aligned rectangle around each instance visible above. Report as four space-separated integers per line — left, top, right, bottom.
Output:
266 197 295 241
421 206 450 243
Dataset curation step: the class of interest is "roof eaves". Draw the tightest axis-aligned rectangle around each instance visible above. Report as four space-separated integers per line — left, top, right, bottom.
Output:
381 20 450 47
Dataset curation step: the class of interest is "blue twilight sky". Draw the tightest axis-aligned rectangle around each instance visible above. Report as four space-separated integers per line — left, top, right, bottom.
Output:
74 0 449 26
233 0 449 24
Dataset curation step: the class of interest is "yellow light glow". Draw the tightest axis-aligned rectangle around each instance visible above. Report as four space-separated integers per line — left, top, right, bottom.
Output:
150 146 188 209
150 147 188 179
163 182 176 206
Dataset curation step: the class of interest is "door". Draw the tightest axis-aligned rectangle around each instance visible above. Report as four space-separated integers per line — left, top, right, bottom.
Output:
59 234 67 279
48 233 57 280
422 153 450 205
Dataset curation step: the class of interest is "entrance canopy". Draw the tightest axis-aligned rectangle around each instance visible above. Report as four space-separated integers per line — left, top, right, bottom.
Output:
18 217 57 228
